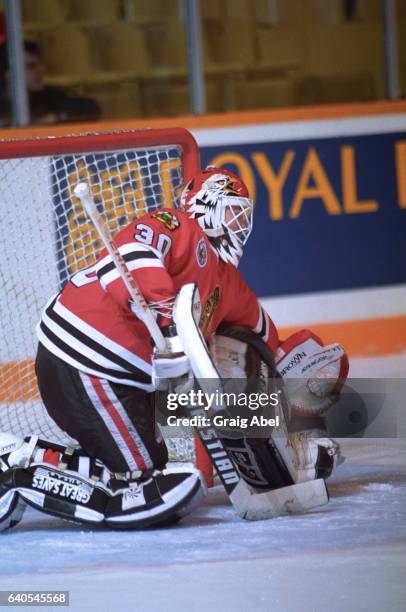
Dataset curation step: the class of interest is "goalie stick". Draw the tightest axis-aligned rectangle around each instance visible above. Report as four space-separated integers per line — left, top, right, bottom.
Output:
73 182 166 352
74 182 328 520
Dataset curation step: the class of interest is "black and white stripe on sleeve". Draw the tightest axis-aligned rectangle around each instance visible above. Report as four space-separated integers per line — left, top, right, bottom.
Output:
253 304 270 343
95 243 164 290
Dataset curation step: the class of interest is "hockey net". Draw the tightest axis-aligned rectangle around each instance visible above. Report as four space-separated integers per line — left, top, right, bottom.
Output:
0 128 210 479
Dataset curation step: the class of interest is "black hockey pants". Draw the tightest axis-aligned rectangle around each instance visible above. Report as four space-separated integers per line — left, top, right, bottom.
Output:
35 343 168 475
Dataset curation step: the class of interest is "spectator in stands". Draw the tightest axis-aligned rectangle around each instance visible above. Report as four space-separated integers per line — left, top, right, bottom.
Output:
0 40 101 125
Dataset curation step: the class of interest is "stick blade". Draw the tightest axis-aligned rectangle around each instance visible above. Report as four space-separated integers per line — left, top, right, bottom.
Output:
230 478 329 521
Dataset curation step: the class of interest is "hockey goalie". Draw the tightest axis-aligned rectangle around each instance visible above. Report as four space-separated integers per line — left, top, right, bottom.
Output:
0 166 348 531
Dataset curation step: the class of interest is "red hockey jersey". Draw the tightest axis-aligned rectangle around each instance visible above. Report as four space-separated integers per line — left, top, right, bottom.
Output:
37 209 278 390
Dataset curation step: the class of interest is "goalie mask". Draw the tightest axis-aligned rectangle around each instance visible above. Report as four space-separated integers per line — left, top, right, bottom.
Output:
180 166 254 267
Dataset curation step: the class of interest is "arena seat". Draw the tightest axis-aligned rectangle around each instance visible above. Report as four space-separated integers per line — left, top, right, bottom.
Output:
68 0 121 26
255 25 303 71
86 81 143 119
40 25 104 86
223 0 251 20
296 73 375 105
143 20 189 71
93 22 150 79
141 78 222 117
203 18 255 67
303 22 385 99
141 80 189 117
22 0 68 31
200 0 256 20
125 0 179 24
234 77 296 110
261 0 343 26
200 0 222 20
348 0 382 21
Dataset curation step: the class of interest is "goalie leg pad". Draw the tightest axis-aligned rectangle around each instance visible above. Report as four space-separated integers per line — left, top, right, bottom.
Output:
210 325 301 488
0 432 206 530
105 467 207 530
0 432 28 531
0 482 26 532
14 464 206 530
211 325 340 483
1 433 111 526
222 437 293 490
174 284 330 519
11 464 108 525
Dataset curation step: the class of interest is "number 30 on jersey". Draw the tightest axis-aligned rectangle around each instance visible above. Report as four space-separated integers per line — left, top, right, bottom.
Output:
70 224 172 287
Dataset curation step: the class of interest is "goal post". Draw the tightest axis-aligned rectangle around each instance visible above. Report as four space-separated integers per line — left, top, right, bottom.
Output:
0 127 212 481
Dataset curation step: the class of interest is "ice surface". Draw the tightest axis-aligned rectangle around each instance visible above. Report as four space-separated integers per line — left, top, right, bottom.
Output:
1 438 405 612
1 355 405 611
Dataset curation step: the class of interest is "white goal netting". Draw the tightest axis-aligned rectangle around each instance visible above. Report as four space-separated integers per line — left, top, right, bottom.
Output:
0 129 201 465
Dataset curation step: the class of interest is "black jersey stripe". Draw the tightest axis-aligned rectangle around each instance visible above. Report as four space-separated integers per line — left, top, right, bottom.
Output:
44 299 151 382
258 307 268 339
96 250 159 279
44 302 142 375
39 321 151 384
45 297 148 375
